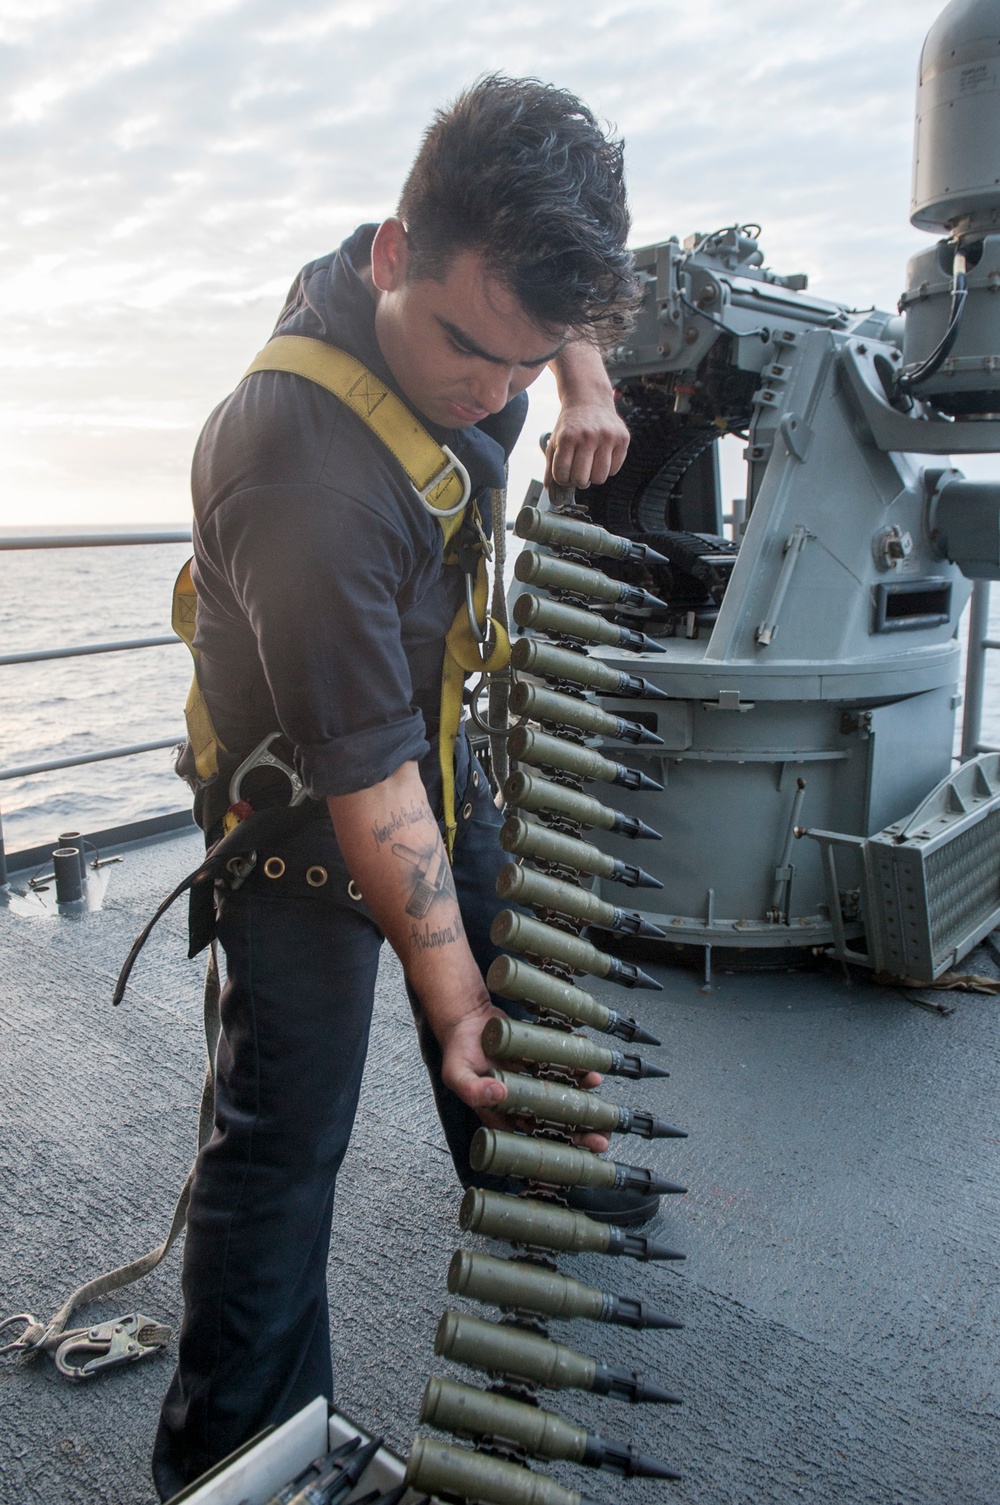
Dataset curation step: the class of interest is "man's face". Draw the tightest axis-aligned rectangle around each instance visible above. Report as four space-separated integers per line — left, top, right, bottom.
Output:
369 218 566 429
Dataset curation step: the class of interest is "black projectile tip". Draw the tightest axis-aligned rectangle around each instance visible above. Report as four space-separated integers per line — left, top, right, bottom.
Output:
629 677 672 702
606 1294 684 1331
583 1434 682 1481
627 864 664 890
633 915 669 940
611 958 663 991
639 1378 684 1406
607 1012 662 1047
636 1058 670 1079
616 814 664 842
622 1232 687 1262
630 541 671 569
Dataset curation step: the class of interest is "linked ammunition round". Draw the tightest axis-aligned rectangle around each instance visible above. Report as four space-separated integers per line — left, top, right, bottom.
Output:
505 770 662 841
507 726 663 793
435 1309 681 1404
486 956 662 1046
480 1016 668 1083
490 909 663 990
511 636 669 700
470 1128 681 1198
481 1016 614 1075
406 1436 607 1505
508 681 664 747
514 507 671 571
514 548 666 612
500 816 662 889
488 1071 686 1141
421 1376 681 1481
447 1250 684 1331
495 863 668 940
512 592 664 656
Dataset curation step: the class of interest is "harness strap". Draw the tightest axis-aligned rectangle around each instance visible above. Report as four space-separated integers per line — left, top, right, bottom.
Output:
173 559 225 782
242 336 471 545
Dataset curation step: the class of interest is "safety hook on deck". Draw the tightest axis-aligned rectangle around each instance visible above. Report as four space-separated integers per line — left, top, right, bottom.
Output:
53 1313 171 1381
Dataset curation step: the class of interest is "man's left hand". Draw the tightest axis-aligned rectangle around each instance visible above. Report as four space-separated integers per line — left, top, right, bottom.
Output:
547 339 629 491
545 397 630 491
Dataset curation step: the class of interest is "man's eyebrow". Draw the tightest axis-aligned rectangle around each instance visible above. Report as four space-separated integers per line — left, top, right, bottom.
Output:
438 317 566 368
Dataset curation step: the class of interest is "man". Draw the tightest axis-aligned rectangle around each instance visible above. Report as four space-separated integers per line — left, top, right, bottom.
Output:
154 75 639 1498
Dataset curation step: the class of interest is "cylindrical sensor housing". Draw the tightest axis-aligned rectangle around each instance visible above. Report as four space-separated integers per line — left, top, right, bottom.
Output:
911 1 1000 233
508 681 662 747
508 726 662 792
406 1436 604 1505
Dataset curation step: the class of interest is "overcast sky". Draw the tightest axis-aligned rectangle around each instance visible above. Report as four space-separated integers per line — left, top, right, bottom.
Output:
0 0 961 526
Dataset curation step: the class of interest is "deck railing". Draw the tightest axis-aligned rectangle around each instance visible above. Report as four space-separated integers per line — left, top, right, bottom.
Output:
0 529 193 881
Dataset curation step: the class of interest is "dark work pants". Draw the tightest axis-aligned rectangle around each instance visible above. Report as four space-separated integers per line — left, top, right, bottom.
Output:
152 751 511 1499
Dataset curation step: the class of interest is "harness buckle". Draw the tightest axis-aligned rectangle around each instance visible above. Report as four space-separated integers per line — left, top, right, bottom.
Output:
415 445 471 518
53 1313 171 1381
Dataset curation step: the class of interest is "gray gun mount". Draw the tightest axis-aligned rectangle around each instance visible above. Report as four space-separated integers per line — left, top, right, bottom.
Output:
522 2 1000 967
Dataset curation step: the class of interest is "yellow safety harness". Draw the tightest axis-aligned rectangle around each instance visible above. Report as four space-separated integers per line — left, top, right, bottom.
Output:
173 334 511 857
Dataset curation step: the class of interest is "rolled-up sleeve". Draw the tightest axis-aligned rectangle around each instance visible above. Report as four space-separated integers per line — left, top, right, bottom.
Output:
208 482 430 798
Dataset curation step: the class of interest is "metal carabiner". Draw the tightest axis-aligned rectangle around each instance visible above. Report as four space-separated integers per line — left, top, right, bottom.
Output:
0 1313 46 1357
54 1313 171 1381
228 732 307 809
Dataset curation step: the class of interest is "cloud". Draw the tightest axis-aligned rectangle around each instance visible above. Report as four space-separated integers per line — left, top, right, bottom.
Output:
0 0 953 523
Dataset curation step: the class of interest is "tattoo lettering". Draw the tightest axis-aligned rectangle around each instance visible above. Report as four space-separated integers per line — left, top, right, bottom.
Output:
411 920 460 951
392 841 457 918
371 800 427 851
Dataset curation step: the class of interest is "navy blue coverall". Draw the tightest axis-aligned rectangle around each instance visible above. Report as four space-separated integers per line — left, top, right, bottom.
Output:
152 226 527 1497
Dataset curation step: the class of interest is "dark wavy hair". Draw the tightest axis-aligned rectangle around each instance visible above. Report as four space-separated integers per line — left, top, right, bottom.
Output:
398 75 638 342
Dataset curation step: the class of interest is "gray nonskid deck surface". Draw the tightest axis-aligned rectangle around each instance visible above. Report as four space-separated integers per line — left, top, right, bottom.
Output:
0 828 997 1504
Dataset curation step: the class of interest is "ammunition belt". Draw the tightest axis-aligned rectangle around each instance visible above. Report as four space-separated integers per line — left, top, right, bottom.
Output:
404 489 689 1503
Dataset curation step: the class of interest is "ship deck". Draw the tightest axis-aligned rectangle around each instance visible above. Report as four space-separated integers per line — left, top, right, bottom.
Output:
1 823 997 1505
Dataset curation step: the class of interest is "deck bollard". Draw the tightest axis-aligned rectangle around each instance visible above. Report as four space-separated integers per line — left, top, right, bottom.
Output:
58 833 89 883
52 847 84 905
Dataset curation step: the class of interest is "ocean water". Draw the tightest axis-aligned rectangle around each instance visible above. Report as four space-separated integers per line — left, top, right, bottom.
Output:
0 530 195 855
3 526 1000 858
